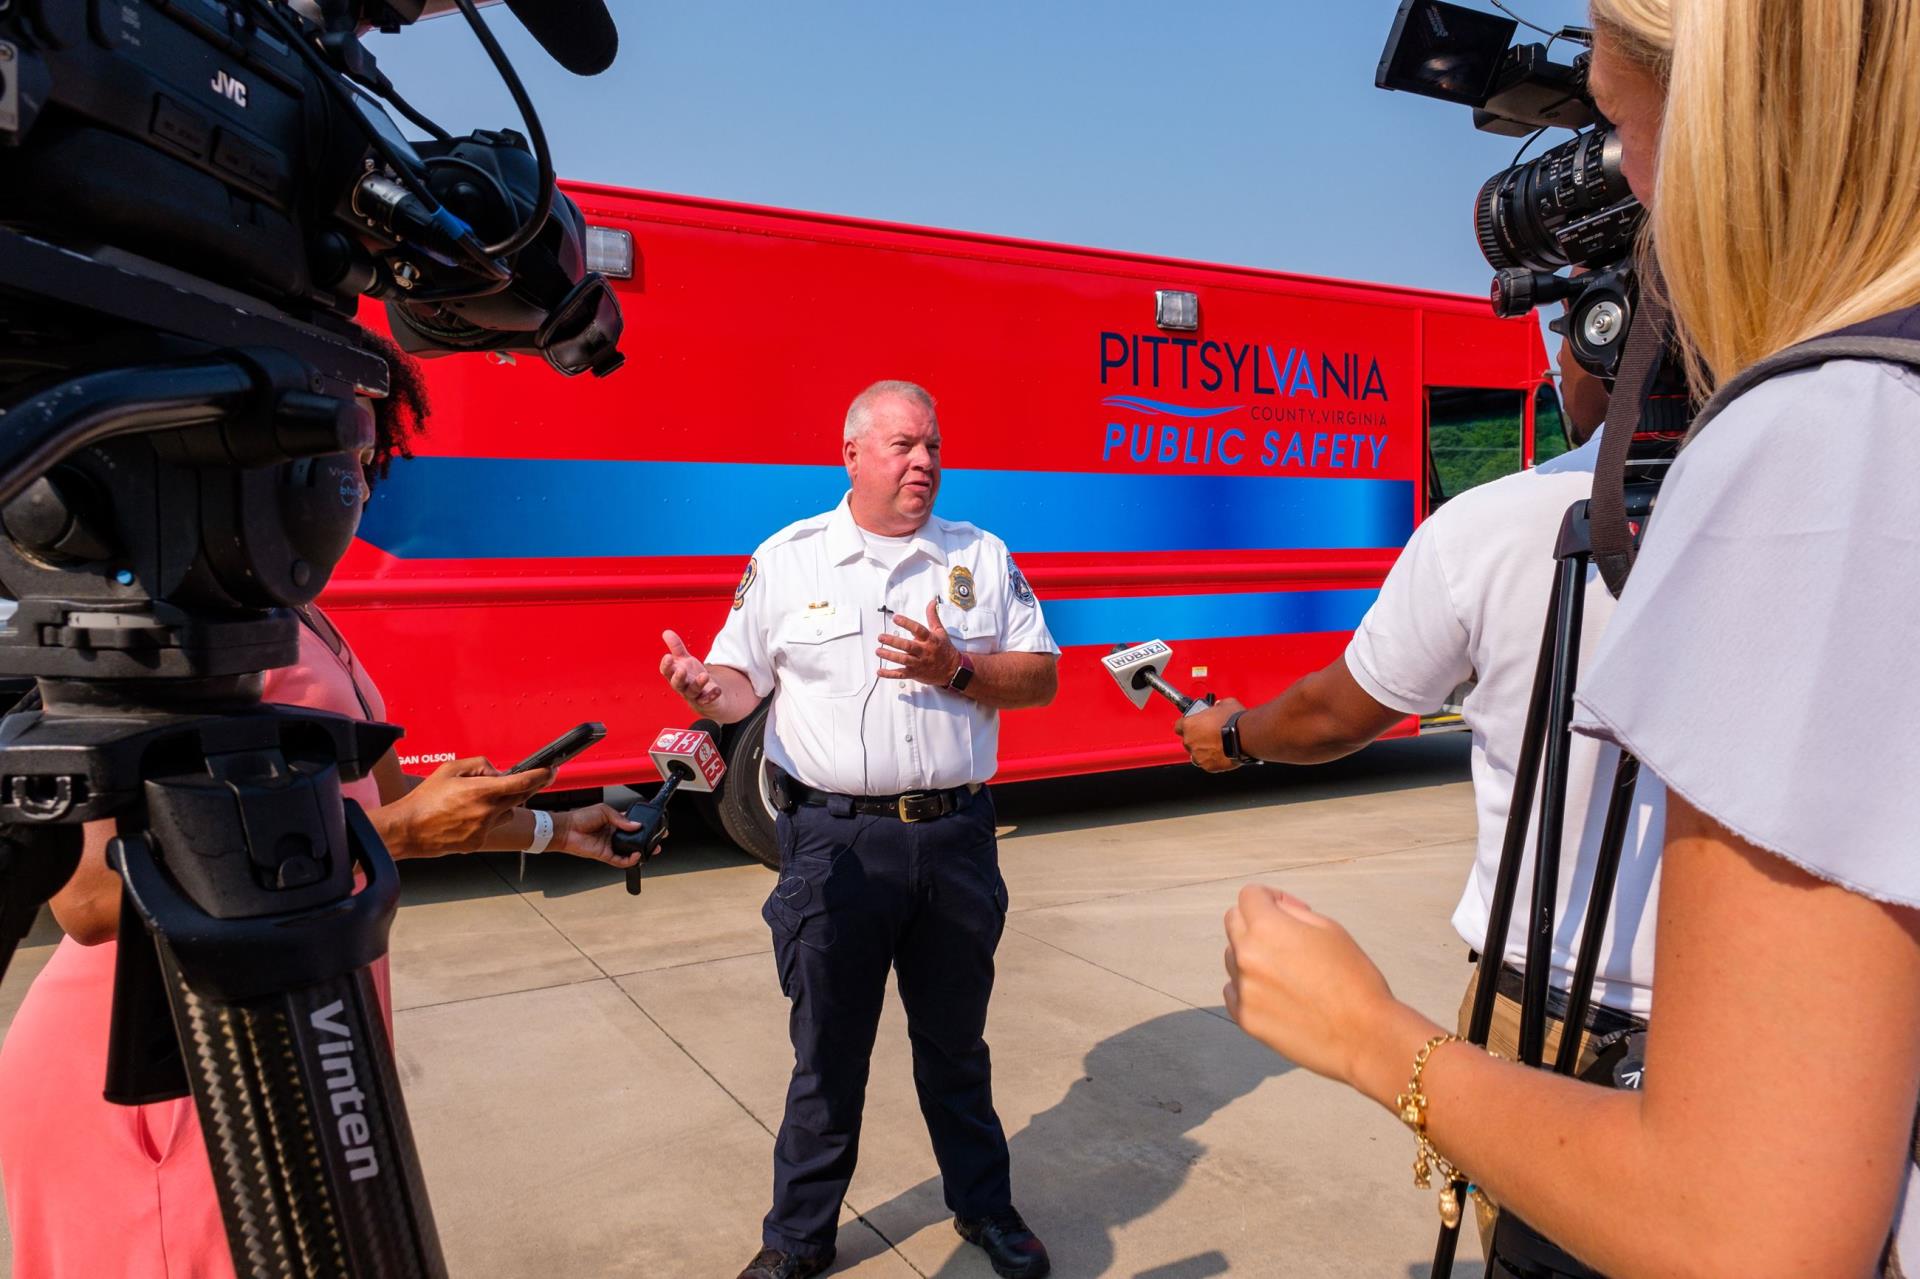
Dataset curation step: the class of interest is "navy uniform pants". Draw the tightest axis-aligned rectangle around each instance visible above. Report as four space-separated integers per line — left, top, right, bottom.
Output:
760 789 1012 1258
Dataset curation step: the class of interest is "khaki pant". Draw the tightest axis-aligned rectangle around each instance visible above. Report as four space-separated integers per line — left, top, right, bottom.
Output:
1455 967 1608 1256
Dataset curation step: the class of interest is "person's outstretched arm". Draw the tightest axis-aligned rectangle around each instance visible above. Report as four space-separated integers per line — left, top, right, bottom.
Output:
1225 793 1920 1278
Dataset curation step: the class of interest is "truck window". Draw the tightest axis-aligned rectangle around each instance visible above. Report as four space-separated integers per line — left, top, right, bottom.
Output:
1533 383 1573 464
1426 386 1526 510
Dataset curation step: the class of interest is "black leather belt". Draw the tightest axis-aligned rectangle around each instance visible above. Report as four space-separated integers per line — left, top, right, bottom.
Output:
776 773 981 823
1494 961 1646 1037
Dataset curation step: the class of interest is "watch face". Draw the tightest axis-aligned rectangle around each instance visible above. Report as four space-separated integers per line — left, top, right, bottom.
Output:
1223 712 1247 761
950 655 975 690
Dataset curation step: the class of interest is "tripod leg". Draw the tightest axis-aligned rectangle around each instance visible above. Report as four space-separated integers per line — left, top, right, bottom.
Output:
118 792 448 1278
1435 500 1602 1276
163 955 445 1279
1433 558 1570 1277
1551 752 1640 1075
1515 548 1590 1068
0 824 80 983
1463 567 1563 1048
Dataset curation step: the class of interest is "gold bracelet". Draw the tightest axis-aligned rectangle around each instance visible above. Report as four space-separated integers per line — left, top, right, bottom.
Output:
1395 1033 1481 1228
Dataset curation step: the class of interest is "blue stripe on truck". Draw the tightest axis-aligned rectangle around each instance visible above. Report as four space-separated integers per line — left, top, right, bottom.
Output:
358 459 1414 560
1041 588 1380 648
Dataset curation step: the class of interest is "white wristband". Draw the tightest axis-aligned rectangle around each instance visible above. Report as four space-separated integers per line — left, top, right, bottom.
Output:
523 808 555 855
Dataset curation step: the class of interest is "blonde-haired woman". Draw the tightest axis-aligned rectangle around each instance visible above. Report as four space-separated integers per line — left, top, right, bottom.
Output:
1222 2 1920 1275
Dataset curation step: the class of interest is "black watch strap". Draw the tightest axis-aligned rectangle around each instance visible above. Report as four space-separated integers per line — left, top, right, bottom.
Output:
1222 709 1259 765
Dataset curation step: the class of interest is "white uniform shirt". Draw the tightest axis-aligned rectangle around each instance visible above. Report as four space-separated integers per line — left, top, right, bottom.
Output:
708 493 1059 795
1343 434 1666 1015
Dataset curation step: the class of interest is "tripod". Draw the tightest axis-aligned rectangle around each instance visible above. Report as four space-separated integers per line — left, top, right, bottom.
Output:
1425 272 1685 1277
0 230 447 1277
1425 489 1655 1279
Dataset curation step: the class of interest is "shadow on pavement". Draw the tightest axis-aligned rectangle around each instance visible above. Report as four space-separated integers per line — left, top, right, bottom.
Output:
1131 1254 1230 1279
857 1007 1294 1277
991 736 1470 839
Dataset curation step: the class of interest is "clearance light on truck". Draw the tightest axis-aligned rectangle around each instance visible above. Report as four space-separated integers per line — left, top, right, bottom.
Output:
1155 289 1199 331
585 226 634 279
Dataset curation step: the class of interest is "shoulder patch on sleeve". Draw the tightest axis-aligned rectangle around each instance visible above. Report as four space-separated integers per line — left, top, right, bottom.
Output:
732 556 758 611
1007 553 1036 606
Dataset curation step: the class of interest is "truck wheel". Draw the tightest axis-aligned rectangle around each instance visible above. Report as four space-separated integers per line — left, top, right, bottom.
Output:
713 700 780 868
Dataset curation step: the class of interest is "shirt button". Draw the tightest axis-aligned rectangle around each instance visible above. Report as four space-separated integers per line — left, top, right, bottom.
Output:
905 735 914 742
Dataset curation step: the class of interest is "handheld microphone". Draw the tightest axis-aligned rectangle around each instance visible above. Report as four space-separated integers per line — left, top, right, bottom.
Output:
1101 640 1215 717
406 1 620 75
613 727 725 894
503 0 619 75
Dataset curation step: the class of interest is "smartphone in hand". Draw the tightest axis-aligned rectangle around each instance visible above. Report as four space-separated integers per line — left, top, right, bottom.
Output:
508 722 607 774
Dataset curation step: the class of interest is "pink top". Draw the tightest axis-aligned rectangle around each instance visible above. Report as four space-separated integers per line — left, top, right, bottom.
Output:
0 619 392 1279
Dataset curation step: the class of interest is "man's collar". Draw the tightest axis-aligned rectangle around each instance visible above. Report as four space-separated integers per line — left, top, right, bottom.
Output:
826 492 946 566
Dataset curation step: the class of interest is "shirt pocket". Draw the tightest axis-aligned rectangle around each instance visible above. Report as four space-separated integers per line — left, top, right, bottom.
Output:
775 608 868 697
948 606 999 654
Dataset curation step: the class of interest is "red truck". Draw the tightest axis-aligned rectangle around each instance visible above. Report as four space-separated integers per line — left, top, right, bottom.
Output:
330 182 1558 864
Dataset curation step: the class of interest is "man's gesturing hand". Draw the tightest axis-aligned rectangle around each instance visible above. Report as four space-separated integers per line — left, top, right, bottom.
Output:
877 600 962 686
660 629 722 706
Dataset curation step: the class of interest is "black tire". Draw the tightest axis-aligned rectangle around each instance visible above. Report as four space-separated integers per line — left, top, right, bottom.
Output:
713 699 780 868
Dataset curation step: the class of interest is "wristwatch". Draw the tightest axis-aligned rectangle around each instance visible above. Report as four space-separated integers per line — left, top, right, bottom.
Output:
946 651 976 693
1221 709 1260 765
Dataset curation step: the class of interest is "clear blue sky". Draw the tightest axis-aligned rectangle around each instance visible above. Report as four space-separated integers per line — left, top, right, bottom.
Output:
370 0 1593 300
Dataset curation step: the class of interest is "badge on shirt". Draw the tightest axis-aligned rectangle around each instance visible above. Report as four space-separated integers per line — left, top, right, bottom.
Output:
948 564 976 610
1007 554 1036 606
732 556 758 611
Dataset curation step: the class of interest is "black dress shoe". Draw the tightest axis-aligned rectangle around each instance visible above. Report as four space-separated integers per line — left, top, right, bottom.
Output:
735 1245 835 1279
954 1211 1051 1279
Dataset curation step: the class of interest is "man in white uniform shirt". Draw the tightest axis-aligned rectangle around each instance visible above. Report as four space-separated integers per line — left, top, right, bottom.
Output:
1176 374 1664 1243
660 381 1059 1279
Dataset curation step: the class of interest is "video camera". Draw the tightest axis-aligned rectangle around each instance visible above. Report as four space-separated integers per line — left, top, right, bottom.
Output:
1376 0 1645 382
0 0 622 387
0 2 625 1272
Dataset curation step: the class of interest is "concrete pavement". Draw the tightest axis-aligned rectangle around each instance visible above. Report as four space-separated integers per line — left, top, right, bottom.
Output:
0 737 1491 1277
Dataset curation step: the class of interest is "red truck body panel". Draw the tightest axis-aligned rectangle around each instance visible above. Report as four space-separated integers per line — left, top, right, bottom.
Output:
327 184 1548 787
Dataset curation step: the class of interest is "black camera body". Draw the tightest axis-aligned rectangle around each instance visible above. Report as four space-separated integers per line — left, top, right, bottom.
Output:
0 0 621 382
1377 0 1647 382
0 0 626 663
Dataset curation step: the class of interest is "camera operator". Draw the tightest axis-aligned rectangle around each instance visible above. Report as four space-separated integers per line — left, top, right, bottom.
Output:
1220 3 1920 1274
1177 312 1650 1247
0 341 643 1279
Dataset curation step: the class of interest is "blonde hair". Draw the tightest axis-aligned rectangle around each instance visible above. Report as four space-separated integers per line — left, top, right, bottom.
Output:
1591 0 1920 388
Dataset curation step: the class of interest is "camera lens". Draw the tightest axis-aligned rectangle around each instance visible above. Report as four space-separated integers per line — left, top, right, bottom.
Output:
1474 127 1642 274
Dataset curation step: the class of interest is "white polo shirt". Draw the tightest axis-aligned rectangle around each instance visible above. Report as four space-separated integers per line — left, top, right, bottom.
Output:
1343 434 1666 1015
707 493 1058 796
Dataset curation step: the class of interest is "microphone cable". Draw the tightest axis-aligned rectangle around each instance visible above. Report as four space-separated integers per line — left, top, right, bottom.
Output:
859 604 893 796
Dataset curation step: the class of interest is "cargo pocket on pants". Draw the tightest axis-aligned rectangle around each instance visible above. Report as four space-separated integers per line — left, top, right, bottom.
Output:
763 866 839 999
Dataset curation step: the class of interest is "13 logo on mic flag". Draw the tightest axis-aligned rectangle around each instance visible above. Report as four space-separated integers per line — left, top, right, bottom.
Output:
732 556 757 611
948 565 976 610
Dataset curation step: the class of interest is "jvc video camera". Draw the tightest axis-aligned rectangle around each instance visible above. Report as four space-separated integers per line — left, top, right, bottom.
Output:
1376 0 1643 381
0 0 623 386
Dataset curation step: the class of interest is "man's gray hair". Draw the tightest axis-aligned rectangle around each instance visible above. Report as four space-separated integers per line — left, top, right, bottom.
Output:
844 380 938 442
